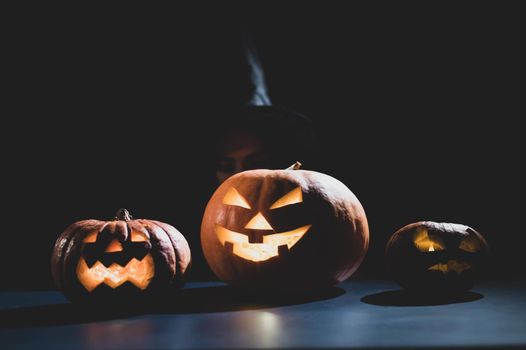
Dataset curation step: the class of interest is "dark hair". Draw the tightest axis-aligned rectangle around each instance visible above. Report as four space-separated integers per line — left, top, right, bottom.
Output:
213 105 320 169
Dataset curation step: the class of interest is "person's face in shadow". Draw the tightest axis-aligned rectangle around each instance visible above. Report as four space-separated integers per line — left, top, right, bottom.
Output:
215 128 272 183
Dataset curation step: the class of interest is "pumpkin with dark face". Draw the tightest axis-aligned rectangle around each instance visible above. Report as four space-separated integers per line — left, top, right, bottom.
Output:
201 162 369 290
385 221 490 293
51 209 191 302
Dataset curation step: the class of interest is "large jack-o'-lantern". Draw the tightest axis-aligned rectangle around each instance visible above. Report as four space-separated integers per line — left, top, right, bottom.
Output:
386 221 490 293
201 162 369 290
51 209 191 302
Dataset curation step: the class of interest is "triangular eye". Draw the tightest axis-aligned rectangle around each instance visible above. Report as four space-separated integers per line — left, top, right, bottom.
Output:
270 187 303 209
413 228 446 252
222 187 251 209
413 228 445 252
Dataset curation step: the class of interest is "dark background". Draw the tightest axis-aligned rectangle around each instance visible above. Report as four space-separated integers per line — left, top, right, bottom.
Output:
2 4 524 289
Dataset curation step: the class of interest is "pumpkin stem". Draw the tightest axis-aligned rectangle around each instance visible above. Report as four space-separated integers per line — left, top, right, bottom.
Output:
114 208 133 221
286 161 302 170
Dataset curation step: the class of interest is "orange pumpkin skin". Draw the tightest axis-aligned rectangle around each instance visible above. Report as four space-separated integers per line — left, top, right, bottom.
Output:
51 209 191 302
201 163 369 290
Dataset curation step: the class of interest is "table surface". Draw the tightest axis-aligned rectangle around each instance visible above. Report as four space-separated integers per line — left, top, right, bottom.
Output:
1 280 525 350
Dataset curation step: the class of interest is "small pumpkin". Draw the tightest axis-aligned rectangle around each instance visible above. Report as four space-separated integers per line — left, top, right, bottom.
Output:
51 209 191 302
201 162 369 290
385 221 490 293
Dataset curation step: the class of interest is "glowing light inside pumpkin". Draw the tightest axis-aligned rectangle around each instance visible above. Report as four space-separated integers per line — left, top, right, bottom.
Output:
428 260 472 275
223 187 251 209
216 224 311 262
270 187 303 209
245 212 273 230
83 231 98 243
76 254 155 291
459 238 479 253
413 228 445 252
131 230 148 242
105 239 124 252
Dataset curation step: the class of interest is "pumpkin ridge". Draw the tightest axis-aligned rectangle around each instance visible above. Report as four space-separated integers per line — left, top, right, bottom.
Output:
149 220 180 282
137 219 180 286
52 223 85 292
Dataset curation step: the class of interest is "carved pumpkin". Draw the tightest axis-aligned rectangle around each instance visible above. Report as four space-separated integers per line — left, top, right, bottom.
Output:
51 209 191 302
201 162 369 290
385 221 490 293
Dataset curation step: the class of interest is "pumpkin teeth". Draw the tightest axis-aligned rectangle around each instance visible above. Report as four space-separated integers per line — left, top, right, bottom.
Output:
428 260 472 275
76 254 155 291
215 225 311 262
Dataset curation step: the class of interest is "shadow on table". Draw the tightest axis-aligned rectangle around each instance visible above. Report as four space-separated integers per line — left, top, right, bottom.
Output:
0 303 145 329
360 289 483 306
0 285 345 328
157 285 345 314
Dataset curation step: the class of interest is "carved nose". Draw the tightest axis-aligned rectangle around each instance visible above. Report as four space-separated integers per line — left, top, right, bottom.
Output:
105 239 123 252
245 212 273 230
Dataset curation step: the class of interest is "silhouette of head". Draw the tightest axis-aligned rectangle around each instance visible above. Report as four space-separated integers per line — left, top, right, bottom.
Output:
213 106 319 183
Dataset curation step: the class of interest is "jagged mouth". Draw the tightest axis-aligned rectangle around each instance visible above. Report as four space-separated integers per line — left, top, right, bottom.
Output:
428 260 472 275
76 254 155 291
215 224 311 262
